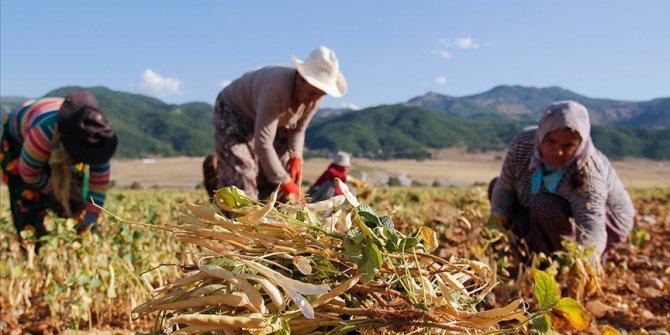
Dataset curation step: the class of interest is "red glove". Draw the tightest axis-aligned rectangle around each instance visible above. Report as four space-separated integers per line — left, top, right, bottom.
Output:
288 157 302 184
280 181 300 204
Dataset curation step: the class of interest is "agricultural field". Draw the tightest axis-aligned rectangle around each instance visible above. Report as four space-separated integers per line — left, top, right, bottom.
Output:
1 183 668 334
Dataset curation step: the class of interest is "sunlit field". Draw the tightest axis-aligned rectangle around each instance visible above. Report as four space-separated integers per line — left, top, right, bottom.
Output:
1 185 669 333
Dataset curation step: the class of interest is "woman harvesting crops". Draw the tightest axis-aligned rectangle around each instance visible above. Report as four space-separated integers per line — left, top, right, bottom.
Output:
488 100 635 264
1 90 117 250
203 46 347 203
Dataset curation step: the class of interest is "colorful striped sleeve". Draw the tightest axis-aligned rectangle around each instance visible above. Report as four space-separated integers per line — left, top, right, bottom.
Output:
85 162 111 215
18 122 55 193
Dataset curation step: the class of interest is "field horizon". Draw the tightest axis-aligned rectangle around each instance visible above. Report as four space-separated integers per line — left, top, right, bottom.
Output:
109 152 670 190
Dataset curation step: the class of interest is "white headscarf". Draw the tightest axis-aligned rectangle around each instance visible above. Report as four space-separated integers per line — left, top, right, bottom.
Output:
531 100 595 170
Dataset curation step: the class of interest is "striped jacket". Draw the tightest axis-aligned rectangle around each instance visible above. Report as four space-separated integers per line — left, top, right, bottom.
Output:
7 97 110 214
491 128 635 256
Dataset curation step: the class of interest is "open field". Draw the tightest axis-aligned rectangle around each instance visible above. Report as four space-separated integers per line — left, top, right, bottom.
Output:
1 186 669 333
110 155 670 189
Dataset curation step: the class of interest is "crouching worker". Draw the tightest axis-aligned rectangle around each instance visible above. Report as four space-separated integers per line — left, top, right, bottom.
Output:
1 90 118 250
488 100 634 265
208 46 347 203
307 151 352 202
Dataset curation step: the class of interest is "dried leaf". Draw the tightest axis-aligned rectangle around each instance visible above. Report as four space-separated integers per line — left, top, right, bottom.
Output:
418 226 438 252
551 297 593 331
293 256 312 275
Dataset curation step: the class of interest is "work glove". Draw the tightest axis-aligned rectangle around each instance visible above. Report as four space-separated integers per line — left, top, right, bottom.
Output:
280 181 301 204
288 157 302 184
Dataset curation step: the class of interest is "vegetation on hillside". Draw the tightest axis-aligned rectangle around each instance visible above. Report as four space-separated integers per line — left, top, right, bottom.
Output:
308 104 670 160
46 86 215 158
2 86 668 160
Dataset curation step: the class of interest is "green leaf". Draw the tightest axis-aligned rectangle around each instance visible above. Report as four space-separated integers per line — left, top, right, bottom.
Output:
343 237 362 261
532 313 552 333
380 216 394 231
552 297 593 331
400 237 419 251
310 256 339 281
359 240 382 277
382 222 399 252
267 315 290 335
347 227 365 243
356 204 380 228
534 270 560 310
384 238 399 253
218 188 236 208
414 302 430 311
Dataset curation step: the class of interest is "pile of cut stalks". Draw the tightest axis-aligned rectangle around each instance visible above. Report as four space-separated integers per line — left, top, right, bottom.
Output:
133 181 527 334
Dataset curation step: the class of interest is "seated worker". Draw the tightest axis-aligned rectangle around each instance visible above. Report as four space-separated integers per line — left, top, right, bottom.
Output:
307 151 352 201
1 90 118 251
489 100 635 264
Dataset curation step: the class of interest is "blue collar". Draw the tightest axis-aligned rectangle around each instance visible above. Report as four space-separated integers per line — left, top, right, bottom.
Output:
531 166 566 195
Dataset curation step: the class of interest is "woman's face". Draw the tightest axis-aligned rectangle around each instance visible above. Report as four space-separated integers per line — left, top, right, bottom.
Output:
540 128 582 167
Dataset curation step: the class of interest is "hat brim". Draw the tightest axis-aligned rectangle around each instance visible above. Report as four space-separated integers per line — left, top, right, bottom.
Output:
293 56 347 98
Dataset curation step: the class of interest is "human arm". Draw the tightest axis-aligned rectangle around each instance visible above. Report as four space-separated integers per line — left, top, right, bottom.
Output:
569 170 609 258
18 124 55 194
254 92 292 184
286 102 319 162
80 162 111 226
489 146 519 228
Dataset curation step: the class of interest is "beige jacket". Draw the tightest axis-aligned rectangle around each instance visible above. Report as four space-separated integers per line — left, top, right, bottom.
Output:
219 66 320 183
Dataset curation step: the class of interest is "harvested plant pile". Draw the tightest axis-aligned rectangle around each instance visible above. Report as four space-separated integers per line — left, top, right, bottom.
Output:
134 182 527 334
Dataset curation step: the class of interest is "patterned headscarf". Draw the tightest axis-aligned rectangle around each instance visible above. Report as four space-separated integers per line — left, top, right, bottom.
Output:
531 100 595 170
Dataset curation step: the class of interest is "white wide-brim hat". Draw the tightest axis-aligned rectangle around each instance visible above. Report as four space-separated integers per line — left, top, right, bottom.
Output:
332 151 351 167
292 46 347 98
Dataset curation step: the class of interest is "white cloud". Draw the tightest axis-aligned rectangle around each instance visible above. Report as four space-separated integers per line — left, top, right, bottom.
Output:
136 69 181 97
219 80 232 89
342 102 361 110
433 37 485 59
431 50 452 59
455 37 480 49
435 76 447 85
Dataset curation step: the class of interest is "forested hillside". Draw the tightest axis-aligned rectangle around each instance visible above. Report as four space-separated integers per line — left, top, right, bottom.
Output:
2 86 668 159
307 104 670 160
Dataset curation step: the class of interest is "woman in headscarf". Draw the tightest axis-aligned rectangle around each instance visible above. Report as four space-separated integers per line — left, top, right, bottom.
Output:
489 100 635 263
1 90 118 250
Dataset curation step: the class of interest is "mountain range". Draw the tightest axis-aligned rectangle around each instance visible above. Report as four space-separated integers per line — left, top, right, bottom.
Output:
1 85 668 160
407 85 669 127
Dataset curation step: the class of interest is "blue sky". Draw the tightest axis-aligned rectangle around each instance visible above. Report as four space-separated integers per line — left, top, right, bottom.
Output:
1 1 669 109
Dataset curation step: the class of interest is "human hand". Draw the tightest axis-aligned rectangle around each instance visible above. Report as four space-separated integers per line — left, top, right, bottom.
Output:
69 198 87 215
77 212 100 234
487 213 508 230
280 181 301 204
288 157 302 184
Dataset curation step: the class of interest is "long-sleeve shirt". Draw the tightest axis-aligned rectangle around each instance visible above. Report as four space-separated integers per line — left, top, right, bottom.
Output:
313 164 347 195
219 66 320 183
7 97 111 214
490 128 635 256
